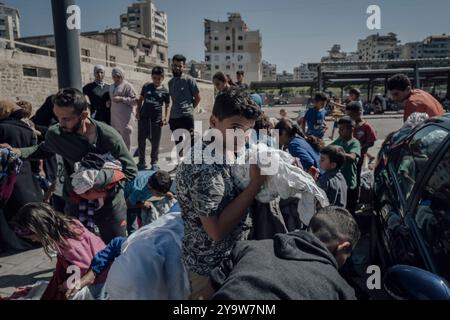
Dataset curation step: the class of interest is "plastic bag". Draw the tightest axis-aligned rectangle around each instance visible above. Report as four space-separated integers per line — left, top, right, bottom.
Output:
105 207 190 300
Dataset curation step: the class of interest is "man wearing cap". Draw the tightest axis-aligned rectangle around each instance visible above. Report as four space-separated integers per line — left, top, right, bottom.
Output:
83 65 111 124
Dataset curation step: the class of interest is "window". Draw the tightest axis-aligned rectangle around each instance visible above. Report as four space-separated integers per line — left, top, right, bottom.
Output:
226 46 231 51
23 66 51 78
238 45 244 50
206 64 211 71
205 55 210 62
159 52 165 62
81 48 91 63
414 146 450 281
238 36 243 41
214 36 219 41
395 126 449 201
238 65 243 69
109 55 116 67
214 46 219 51
226 36 231 41
237 55 243 61
226 65 230 70
226 56 230 61
215 65 219 70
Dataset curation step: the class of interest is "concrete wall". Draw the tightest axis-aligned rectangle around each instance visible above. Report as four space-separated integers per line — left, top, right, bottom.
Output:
0 48 214 114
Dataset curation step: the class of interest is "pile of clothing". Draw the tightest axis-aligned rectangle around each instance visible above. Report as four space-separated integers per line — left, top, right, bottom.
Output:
232 143 329 226
70 153 125 232
0 148 23 207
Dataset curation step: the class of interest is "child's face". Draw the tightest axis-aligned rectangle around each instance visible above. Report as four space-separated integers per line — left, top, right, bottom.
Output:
278 131 290 147
152 74 164 87
320 154 336 171
148 185 166 198
210 115 255 152
345 110 360 121
280 110 287 117
349 93 359 101
213 79 226 92
338 124 353 140
314 100 325 109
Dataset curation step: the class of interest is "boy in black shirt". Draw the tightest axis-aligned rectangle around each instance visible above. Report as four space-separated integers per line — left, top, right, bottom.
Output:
137 67 171 170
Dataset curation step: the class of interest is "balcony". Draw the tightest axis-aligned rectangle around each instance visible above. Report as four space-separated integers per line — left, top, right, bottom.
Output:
138 55 159 66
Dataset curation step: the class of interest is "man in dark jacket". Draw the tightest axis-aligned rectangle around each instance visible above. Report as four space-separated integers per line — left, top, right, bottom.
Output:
205 206 360 300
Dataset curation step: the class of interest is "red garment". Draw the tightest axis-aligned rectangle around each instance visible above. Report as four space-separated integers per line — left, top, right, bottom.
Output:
41 222 108 300
353 121 377 157
403 89 445 122
70 170 126 203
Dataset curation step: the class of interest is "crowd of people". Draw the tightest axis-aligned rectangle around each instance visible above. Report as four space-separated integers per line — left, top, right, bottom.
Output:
0 53 446 300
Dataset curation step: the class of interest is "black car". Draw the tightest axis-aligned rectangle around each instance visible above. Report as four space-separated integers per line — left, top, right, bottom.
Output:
372 115 450 299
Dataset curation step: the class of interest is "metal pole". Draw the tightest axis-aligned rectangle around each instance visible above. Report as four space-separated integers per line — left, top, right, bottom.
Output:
317 65 323 92
447 74 450 99
414 64 420 89
51 0 82 90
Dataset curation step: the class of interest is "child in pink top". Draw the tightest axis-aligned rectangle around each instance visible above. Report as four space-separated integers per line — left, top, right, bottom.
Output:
14 203 108 300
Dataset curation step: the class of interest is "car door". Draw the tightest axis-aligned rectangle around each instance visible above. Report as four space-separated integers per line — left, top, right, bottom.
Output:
386 125 449 267
406 138 450 281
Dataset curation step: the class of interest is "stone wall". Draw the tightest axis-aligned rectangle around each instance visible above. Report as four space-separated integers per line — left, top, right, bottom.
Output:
0 48 215 113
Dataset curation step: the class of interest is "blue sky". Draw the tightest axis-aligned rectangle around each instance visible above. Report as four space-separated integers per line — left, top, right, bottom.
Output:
8 0 450 72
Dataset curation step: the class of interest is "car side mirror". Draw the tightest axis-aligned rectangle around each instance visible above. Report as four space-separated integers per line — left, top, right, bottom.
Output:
384 265 450 300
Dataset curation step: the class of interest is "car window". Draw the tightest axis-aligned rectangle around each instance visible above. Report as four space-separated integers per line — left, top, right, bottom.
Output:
414 146 450 281
395 126 448 200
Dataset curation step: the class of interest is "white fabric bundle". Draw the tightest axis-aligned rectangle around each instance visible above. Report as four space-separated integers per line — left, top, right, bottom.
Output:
232 143 329 226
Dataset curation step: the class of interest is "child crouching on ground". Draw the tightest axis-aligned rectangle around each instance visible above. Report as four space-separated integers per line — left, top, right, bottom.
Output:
14 203 108 300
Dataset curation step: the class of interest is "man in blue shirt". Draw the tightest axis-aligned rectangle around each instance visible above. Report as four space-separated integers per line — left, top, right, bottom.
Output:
301 92 328 139
124 170 173 234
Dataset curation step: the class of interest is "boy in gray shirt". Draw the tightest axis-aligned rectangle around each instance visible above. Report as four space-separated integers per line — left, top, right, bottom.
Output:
318 145 348 208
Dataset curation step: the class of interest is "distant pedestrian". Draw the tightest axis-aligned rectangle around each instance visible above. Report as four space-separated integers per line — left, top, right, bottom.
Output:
83 65 111 124
109 67 138 150
235 70 249 91
136 66 170 170
387 73 445 122
168 54 201 157
212 72 231 93
318 145 348 208
346 101 377 182
331 116 361 215
300 92 328 139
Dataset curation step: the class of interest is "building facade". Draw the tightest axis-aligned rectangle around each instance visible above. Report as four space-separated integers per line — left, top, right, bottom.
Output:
120 0 168 43
185 60 209 80
293 63 316 80
357 33 400 61
0 2 20 39
262 60 277 81
401 34 450 59
19 28 169 73
276 70 294 82
204 13 262 83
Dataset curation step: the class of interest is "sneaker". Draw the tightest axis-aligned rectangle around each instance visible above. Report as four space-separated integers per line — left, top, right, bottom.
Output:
151 163 160 171
137 163 148 171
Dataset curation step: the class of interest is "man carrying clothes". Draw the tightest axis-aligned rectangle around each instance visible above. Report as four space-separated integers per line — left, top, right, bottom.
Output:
168 54 201 157
83 65 111 124
1 89 137 243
